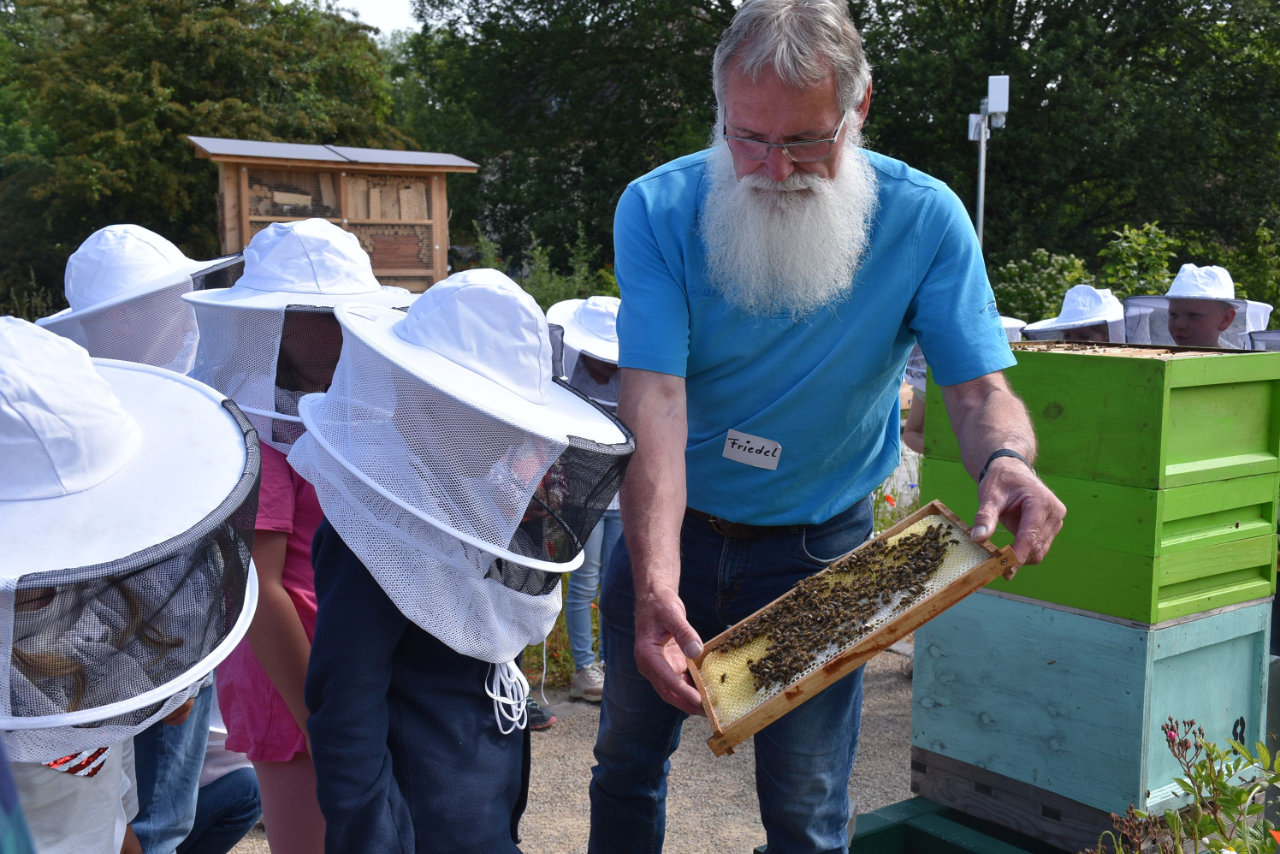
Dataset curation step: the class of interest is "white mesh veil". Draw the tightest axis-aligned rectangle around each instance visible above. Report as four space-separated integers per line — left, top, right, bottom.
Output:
38 277 201 374
288 278 634 664
1251 330 1280 351
186 302 363 453
0 438 260 761
1123 297 1272 349
1021 317 1126 343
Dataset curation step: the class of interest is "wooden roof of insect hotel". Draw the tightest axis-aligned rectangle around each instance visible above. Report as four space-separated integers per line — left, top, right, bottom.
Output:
186 136 479 174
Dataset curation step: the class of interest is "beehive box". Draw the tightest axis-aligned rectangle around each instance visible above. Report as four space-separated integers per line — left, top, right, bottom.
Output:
921 457 1278 622
911 591 1270 818
690 501 1018 756
923 343 1280 490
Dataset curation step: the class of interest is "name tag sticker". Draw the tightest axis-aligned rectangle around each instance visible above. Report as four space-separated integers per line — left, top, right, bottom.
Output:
723 429 781 471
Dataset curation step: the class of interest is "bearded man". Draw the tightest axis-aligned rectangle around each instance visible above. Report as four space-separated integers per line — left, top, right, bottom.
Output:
587 2 1066 853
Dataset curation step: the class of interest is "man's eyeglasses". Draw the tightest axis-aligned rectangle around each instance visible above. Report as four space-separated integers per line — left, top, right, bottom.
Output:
722 114 848 163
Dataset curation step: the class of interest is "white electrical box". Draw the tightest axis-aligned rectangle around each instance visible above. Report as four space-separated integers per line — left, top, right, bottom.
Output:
987 75 1010 114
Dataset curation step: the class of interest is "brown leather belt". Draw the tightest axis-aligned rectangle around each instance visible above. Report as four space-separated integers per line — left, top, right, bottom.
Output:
684 507 806 540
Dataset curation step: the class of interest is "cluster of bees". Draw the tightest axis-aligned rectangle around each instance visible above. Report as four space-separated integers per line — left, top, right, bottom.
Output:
715 522 958 693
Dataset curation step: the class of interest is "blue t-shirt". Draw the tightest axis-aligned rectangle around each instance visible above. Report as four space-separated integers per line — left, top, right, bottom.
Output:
614 148 1013 525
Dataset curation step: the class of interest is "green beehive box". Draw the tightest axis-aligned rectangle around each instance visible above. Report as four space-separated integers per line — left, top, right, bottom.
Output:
921 457 1277 622
923 343 1280 490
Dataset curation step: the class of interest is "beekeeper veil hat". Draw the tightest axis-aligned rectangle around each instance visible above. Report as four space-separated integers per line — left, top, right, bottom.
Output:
547 296 621 411
0 318 259 762
1123 264 1272 348
183 218 413 452
288 268 634 667
36 224 227 373
1022 286 1125 342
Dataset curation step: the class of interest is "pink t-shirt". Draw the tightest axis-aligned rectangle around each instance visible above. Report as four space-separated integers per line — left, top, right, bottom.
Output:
217 442 323 762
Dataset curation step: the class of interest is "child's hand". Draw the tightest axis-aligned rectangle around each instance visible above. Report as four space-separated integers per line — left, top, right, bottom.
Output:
162 697 195 726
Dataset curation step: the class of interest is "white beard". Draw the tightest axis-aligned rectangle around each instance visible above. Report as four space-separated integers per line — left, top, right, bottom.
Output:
700 130 879 319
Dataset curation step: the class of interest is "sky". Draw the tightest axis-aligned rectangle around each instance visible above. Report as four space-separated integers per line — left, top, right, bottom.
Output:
331 0 420 36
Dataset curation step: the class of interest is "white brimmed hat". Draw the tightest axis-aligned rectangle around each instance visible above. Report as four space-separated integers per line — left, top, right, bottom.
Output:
36 225 223 373
0 318 258 761
1251 330 1280 351
1023 286 1124 338
183 218 407 311
546 296 620 365
1123 264 1271 348
288 267 634 664
183 218 413 452
1001 316 1027 342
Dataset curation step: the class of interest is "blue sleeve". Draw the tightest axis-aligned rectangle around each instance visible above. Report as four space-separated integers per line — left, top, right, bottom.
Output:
305 521 415 854
613 183 690 378
906 184 1014 386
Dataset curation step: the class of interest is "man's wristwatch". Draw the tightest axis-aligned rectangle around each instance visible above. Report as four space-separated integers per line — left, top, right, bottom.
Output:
978 448 1035 483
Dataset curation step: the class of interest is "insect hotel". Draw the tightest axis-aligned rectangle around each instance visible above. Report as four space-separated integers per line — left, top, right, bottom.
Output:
892 342 1280 853
186 135 479 292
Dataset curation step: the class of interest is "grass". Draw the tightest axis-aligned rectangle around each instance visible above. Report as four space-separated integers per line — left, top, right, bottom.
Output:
522 588 596 690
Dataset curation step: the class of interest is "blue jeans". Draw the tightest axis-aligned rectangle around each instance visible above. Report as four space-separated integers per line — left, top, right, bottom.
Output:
133 680 216 854
176 767 261 854
566 509 624 669
589 499 871 854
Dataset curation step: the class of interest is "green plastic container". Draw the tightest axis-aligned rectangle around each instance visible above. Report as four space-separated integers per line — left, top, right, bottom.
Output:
921 457 1277 622
923 344 1280 490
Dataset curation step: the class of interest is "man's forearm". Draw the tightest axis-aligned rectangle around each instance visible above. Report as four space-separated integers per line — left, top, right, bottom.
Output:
940 371 1037 480
617 369 688 598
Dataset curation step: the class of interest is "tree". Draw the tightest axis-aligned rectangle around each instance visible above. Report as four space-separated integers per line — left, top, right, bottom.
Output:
402 0 734 269
847 0 1280 272
0 0 407 304
406 0 1280 283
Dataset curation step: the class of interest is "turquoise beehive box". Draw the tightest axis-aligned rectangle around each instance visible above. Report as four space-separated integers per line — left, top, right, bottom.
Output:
911 593 1269 818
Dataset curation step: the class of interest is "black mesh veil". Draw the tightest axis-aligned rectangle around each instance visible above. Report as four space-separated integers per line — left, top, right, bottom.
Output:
489 378 634 595
2 400 260 759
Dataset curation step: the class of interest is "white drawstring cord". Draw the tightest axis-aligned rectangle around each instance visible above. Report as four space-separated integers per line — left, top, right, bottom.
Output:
486 661 530 735
538 637 551 706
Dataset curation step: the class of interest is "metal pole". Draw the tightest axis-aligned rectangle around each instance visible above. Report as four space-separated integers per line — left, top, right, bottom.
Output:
975 98 988 248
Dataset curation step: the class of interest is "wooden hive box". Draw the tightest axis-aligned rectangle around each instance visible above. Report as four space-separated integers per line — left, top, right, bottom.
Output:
921 457 1277 622
911 592 1270 821
923 343 1280 490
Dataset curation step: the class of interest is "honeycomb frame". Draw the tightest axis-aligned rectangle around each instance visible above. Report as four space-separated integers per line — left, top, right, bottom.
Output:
688 499 1020 756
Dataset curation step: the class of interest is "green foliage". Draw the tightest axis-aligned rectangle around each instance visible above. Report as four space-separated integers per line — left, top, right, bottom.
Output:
518 224 619 312
1086 718 1280 854
991 248 1092 323
1095 223 1179 299
1219 220 1280 327
0 268 57 321
0 0 406 307
846 0 1280 273
398 0 735 269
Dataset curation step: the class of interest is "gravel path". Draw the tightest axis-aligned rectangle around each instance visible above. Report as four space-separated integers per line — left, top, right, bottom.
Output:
231 648 915 853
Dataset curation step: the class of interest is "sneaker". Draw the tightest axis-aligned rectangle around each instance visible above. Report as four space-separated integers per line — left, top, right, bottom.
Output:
569 661 605 703
525 699 556 731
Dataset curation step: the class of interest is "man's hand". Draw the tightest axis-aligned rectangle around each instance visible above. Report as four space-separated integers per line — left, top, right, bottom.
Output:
970 455 1065 574
633 586 705 717
941 371 1066 575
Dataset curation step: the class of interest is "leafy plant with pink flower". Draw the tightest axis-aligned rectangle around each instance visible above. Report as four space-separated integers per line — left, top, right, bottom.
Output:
1085 718 1280 853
